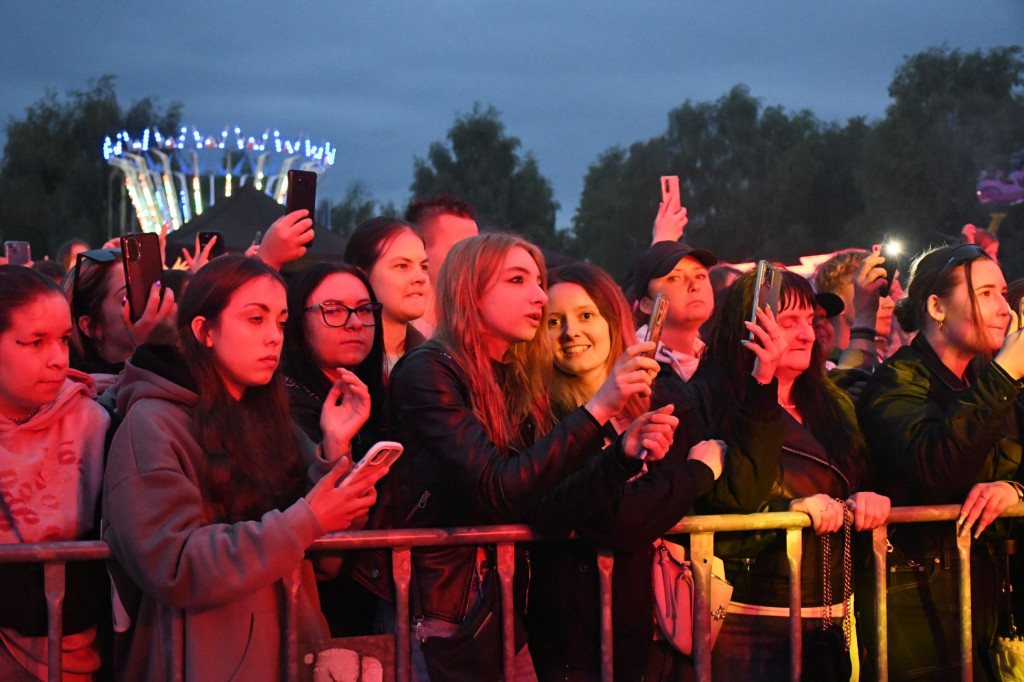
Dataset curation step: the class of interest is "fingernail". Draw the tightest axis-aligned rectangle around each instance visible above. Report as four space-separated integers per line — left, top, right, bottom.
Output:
154 280 161 288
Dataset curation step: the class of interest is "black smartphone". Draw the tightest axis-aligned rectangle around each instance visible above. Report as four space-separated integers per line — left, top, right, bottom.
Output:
879 237 902 298
4 241 31 266
120 232 164 323
286 170 317 247
642 293 670 358
198 231 226 259
252 230 264 246
748 261 782 342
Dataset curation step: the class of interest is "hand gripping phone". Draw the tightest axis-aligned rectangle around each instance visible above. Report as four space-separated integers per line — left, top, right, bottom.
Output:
748 261 782 342
642 293 670 358
120 232 163 323
339 441 404 487
286 169 317 247
198 231 226 259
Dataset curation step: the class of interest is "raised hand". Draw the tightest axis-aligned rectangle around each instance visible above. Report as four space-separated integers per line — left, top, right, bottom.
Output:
743 305 787 385
585 341 661 424
320 368 372 462
257 210 314 271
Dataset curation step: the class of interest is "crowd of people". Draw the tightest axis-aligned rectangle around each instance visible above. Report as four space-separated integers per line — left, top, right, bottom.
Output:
1 191 1023 682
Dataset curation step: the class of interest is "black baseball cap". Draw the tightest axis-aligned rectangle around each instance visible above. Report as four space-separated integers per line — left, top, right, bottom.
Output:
814 292 845 318
626 241 718 302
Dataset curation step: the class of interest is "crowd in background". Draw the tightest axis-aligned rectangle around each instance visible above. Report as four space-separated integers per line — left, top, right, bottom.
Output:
1 190 1023 682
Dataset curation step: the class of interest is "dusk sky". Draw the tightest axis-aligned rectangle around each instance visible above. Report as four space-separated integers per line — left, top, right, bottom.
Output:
3 1 1022 226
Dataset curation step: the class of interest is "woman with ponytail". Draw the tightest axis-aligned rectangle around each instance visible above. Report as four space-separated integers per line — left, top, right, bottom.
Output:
859 244 1024 680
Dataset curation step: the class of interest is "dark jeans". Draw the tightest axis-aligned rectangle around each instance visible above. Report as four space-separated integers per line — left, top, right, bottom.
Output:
858 538 1000 682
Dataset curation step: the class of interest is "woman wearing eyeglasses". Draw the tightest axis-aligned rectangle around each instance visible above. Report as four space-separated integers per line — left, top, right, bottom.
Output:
858 243 1024 680
284 263 386 452
344 217 430 378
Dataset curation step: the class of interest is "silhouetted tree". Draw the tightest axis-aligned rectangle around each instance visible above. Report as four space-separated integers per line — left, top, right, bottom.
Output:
0 76 181 256
411 104 561 249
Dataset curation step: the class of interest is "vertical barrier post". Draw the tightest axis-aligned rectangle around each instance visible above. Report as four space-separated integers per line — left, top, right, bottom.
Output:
690 532 715 682
282 565 301 682
393 548 413 682
43 562 66 682
786 528 803 682
956 529 973 682
497 542 517 682
596 549 615 682
872 526 889 682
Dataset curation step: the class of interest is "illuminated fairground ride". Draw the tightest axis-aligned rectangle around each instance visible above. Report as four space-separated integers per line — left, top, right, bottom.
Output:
102 126 335 233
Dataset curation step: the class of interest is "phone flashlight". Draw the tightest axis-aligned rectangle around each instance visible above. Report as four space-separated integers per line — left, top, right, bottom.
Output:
880 238 902 297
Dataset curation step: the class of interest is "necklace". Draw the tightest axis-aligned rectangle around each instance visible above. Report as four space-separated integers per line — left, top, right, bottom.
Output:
779 401 797 410
7 408 40 425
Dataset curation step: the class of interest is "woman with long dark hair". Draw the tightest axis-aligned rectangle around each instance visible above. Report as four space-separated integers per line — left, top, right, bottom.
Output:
859 244 1024 680
102 256 390 680
673 268 889 681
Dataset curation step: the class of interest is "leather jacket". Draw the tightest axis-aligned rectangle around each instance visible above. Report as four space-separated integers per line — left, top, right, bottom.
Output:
858 334 1024 508
675 359 862 607
370 341 614 623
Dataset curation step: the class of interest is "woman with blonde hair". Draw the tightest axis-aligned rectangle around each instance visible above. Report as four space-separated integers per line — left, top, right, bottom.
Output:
377 234 677 680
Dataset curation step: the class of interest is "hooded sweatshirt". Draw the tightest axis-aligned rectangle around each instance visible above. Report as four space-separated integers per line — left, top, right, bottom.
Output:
102 345 330 681
0 370 110 681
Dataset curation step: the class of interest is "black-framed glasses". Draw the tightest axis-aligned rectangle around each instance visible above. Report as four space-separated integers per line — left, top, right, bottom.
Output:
305 301 381 328
930 243 987 294
72 248 121 320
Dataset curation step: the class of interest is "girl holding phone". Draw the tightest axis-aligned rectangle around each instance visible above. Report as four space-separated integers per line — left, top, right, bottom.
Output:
376 234 677 680
102 256 389 680
528 262 724 682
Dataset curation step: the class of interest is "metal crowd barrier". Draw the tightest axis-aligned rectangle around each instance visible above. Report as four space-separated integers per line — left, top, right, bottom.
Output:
3 503 1024 682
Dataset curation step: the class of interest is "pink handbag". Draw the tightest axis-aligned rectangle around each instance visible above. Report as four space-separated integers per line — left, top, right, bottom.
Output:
651 538 733 655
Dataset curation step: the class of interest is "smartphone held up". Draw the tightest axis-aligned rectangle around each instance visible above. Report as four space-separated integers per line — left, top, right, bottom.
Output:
286 170 317 248
4 241 31 266
747 261 782 343
642 293 670 358
121 232 164 323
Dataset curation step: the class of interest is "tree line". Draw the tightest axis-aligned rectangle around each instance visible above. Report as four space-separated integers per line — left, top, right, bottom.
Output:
2 46 1022 280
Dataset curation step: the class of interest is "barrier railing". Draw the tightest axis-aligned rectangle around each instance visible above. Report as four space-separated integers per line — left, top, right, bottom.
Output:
3 503 1023 682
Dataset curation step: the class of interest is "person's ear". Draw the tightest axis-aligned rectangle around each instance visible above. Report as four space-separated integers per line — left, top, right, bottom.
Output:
190 316 214 348
77 315 101 342
926 294 945 327
638 295 654 316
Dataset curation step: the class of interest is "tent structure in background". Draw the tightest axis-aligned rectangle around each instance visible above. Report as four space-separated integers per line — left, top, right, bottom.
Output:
166 184 345 267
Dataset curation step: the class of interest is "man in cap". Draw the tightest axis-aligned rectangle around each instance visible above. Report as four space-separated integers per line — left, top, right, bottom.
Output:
627 241 718 382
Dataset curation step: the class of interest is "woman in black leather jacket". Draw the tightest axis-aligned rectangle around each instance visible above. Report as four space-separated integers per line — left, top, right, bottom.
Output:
384 234 680 681
858 244 1024 681
679 269 890 681
526 262 725 682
